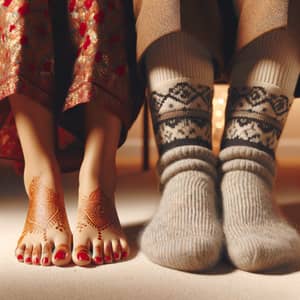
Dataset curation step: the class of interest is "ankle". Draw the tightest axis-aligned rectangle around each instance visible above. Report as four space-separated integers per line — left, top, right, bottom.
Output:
23 159 61 192
79 161 116 197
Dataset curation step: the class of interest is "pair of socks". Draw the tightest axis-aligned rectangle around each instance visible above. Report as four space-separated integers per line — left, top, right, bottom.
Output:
141 31 300 272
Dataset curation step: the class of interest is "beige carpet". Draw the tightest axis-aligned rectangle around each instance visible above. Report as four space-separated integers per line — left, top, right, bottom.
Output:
1 166 300 300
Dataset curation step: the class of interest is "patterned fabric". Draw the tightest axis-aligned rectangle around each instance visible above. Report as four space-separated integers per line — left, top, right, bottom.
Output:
150 82 213 155
0 0 134 172
222 87 293 157
64 0 130 112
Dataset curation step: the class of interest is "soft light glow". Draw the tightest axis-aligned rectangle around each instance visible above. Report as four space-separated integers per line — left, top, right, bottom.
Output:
216 122 224 129
217 98 225 105
212 84 228 152
215 110 223 117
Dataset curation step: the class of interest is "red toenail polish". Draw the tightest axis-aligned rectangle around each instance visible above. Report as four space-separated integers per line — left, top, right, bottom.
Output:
17 255 23 261
25 257 32 263
105 256 111 262
42 257 49 265
34 257 40 264
55 250 66 260
121 251 128 258
94 257 103 264
114 253 119 260
77 252 90 261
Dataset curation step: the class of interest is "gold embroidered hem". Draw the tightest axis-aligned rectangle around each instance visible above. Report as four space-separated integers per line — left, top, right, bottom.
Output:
63 80 131 128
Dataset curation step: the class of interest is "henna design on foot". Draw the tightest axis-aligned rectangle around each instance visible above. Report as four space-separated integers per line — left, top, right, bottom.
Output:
73 187 129 266
16 176 72 266
77 188 122 240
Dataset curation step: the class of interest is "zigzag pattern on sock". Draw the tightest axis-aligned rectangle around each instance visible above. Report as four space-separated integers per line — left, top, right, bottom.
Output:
150 82 213 155
222 86 293 157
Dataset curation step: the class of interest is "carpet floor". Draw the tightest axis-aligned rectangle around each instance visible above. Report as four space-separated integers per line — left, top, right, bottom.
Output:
0 165 300 300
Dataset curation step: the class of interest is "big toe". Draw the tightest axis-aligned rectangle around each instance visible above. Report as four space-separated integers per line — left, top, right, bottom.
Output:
53 244 72 266
73 244 92 266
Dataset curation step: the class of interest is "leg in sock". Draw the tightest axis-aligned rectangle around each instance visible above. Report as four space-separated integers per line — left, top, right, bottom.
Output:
220 30 300 272
11 94 72 267
141 32 223 271
72 100 129 266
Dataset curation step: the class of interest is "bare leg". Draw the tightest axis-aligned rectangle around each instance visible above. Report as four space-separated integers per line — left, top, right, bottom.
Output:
72 100 129 266
11 94 72 267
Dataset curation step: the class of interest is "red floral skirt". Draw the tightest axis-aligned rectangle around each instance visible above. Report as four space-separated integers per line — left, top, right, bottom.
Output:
0 0 140 172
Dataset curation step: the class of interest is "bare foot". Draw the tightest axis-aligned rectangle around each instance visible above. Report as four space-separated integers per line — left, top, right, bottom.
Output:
72 188 129 266
15 176 72 266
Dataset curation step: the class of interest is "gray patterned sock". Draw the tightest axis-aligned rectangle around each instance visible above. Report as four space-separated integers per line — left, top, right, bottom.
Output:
220 146 300 272
141 33 223 271
141 145 223 271
220 30 300 272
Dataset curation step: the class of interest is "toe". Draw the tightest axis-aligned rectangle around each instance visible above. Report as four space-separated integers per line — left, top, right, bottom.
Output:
111 240 121 262
41 243 52 266
103 240 113 264
53 244 71 267
15 244 25 263
120 238 130 260
32 245 42 265
92 241 104 265
73 244 91 266
24 245 33 264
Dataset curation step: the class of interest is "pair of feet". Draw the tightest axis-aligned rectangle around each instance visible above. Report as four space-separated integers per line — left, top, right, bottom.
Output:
140 148 300 273
15 174 129 267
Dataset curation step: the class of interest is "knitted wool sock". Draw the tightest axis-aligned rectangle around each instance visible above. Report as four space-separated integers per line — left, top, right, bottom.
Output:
141 33 223 271
220 30 300 272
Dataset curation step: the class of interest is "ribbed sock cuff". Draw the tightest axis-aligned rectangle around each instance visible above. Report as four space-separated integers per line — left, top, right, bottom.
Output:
146 32 214 90
219 146 276 187
158 145 217 190
231 30 300 98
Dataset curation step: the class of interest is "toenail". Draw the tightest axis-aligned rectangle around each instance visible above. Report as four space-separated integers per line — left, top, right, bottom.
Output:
34 257 40 264
55 250 66 260
94 257 103 264
121 251 128 258
113 253 119 260
17 255 23 261
42 257 49 265
104 256 112 262
77 252 90 261
25 257 32 263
